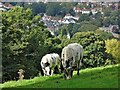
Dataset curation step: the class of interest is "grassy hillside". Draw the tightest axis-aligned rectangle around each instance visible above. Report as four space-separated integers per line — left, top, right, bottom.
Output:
0 64 119 89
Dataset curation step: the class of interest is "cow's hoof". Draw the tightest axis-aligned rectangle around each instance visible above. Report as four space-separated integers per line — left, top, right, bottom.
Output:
77 73 79 75
64 77 67 80
67 77 71 80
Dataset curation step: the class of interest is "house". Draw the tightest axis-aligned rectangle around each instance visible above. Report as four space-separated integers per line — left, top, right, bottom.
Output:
73 7 91 14
0 2 13 12
61 14 77 24
109 25 119 33
0 2 7 12
73 7 82 13
91 9 98 15
58 18 64 24
111 32 120 39
62 19 76 24
99 25 119 33
0 8 7 12
81 9 91 14
64 14 74 19
99 25 120 39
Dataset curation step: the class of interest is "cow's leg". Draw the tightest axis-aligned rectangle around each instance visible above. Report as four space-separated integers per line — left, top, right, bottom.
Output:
78 52 83 75
42 69 46 76
77 51 82 75
44 73 46 76
63 69 67 80
57 65 61 74
50 67 54 76
77 60 80 75
72 56 76 66
71 69 73 78
60 62 64 73
50 70 53 76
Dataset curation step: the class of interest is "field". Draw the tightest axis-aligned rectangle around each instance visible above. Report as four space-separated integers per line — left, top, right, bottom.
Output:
0 64 119 89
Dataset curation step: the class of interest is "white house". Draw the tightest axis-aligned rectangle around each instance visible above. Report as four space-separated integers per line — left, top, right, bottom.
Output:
73 7 82 13
62 19 76 24
0 2 3 7
81 9 91 14
0 3 6 12
64 14 74 19
61 14 77 24
91 9 98 15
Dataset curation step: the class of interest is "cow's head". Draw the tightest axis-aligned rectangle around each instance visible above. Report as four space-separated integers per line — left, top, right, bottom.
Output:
41 62 51 76
63 67 73 79
43 66 51 76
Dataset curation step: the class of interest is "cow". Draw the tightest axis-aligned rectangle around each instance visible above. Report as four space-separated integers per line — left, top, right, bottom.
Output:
41 53 61 76
61 43 83 79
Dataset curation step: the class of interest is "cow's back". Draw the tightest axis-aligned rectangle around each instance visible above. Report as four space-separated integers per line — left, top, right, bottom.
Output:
67 43 83 55
51 53 60 66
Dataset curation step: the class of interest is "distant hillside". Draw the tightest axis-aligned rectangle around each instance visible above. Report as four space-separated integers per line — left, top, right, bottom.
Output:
0 64 119 89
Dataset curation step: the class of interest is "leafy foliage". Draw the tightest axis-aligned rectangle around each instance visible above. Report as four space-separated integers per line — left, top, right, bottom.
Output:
46 3 63 16
78 14 90 22
95 29 113 40
2 6 52 82
102 8 119 26
24 2 46 16
105 39 120 63
78 22 98 32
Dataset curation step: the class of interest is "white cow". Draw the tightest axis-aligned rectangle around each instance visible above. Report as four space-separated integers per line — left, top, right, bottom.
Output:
61 43 83 79
41 53 61 76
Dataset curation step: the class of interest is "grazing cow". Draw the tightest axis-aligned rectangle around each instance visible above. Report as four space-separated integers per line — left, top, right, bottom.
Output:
61 43 83 79
41 53 61 76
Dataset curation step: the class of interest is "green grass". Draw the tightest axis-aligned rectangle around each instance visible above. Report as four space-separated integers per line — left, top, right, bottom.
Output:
0 64 119 89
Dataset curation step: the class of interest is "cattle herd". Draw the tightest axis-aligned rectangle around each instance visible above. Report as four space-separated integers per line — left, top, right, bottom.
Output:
40 43 83 79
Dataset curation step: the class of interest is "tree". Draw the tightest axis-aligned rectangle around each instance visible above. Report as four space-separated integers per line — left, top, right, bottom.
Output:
2 6 51 82
78 14 90 22
45 37 62 55
95 29 113 40
46 3 63 16
103 7 112 17
109 10 119 25
102 10 119 26
105 39 120 63
78 22 98 32
91 19 102 27
91 12 103 27
102 17 111 27
24 2 46 16
57 25 68 36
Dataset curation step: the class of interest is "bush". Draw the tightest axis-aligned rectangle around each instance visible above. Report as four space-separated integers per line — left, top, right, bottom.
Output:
105 39 120 63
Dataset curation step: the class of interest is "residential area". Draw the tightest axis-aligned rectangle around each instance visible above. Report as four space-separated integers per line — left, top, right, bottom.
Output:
1 2 120 39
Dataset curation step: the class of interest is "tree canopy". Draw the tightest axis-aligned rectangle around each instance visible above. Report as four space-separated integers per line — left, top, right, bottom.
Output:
2 6 52 82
